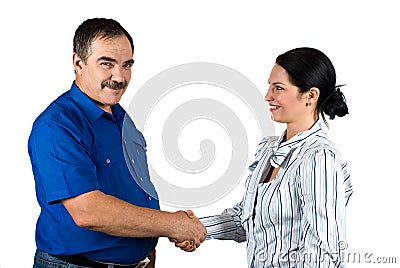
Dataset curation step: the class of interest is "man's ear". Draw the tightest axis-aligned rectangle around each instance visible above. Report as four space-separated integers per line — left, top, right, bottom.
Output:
73 53 84 75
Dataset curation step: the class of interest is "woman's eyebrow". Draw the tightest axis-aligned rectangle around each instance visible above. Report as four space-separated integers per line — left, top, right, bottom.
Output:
268 80 286 86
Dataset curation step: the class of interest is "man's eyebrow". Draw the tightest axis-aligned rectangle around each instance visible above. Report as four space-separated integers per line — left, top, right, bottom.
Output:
124 59 134 65
98 57 134 65
98 56 117 62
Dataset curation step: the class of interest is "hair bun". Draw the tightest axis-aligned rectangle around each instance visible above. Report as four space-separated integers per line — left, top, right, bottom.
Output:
322 85 349 120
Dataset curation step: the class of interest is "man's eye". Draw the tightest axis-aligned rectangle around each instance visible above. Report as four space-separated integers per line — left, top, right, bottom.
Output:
124 63 133 69
275 86 284 90
100 62 112 67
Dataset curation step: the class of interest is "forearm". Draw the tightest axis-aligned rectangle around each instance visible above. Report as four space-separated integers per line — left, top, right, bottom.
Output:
62 190 181 238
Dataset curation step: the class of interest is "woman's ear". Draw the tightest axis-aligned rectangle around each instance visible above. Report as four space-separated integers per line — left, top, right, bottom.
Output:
308 87 320 104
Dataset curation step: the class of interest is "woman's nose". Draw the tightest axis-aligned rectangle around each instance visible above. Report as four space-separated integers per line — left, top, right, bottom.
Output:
264 87 273 102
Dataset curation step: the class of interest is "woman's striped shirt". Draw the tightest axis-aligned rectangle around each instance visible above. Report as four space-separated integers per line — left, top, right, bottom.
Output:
201 119 353 267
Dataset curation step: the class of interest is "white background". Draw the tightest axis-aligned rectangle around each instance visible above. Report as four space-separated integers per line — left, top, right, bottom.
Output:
1 0 399 267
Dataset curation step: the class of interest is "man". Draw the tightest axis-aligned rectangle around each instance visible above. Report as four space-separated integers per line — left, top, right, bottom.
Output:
29 18 206 268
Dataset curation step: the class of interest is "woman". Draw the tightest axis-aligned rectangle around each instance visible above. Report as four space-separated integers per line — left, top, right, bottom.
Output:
177 47 353 267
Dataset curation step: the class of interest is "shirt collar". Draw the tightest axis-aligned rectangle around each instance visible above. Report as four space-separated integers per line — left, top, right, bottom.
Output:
270 119 323 167
111 103 126 123
70 82 125 124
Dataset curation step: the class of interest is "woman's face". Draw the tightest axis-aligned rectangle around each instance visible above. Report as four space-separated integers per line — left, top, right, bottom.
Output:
264 64 310 125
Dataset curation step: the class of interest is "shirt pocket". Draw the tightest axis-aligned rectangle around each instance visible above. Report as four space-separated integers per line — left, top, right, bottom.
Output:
91 144 121 167
90 144 126 193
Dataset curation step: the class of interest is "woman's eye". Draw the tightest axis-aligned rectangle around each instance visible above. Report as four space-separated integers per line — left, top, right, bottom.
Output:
275 86 284 90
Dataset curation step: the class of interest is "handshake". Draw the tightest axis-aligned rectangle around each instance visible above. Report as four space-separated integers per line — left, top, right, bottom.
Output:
168 210 207 252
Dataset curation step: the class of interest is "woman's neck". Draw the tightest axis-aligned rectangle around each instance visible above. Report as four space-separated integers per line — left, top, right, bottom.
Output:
285 118 318 141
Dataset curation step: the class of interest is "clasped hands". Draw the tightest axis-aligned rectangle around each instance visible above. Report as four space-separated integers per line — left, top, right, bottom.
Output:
169 210 206 252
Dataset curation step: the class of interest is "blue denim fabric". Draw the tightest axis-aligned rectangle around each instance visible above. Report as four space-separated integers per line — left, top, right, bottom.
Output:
33 249 90 268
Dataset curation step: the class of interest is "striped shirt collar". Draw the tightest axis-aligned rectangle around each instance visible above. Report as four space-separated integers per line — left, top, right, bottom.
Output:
271 119 323 167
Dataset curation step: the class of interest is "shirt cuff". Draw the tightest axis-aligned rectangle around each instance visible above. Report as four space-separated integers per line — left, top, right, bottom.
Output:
200 214 246 242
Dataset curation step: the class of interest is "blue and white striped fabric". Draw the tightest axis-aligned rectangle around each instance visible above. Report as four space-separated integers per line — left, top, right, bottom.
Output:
201 119 353 268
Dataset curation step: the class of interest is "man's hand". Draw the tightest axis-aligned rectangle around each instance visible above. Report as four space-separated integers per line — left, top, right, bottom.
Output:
168 210 206 252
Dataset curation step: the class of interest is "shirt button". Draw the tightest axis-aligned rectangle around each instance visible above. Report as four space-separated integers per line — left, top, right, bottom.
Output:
148 197 152 201
140 177 143 181
131 159 135 164
106 158 111 164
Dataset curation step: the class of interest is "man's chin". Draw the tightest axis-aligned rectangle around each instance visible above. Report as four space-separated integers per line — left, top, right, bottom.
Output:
101 96 123 107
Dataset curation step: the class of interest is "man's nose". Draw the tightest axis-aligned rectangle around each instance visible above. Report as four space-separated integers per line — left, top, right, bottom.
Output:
111 66 125 82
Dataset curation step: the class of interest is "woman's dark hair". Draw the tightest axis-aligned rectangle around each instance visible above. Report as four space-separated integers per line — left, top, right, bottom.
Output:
276 47 348 125
73 18 134 64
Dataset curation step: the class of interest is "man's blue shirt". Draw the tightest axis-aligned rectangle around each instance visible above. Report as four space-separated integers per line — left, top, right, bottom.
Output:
28 83 159 264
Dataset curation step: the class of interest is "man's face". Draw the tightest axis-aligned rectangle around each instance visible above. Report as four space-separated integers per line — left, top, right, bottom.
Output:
74 35 134 113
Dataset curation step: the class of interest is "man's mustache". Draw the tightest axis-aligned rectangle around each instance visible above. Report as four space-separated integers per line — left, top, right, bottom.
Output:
101 81 127 89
